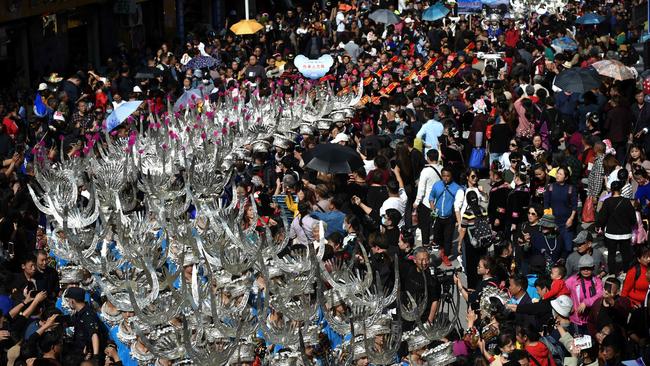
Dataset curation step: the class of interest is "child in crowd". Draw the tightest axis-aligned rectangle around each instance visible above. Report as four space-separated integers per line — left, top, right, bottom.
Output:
543 264 570 300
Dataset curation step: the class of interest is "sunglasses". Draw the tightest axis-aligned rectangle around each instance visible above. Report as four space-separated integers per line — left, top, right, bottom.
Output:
510 144 518 148
528 211 537 216
580 267 594 271
469 175 477 179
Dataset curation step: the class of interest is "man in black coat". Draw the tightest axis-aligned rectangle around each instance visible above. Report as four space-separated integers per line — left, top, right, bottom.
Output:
632 90 650 153
401 247 442 327
34 250 59 301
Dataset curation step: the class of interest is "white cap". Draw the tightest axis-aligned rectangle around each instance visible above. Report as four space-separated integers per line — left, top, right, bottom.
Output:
550 295 573 318
53 111 65 122
133 86 143 93
404 17 414 24
331 133 349 144
38 83 48 91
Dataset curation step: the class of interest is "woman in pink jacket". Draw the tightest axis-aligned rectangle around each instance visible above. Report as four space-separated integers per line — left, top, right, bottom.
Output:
565 254 603 334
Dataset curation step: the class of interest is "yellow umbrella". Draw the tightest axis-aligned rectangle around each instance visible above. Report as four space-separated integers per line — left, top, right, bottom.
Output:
230 19 263 35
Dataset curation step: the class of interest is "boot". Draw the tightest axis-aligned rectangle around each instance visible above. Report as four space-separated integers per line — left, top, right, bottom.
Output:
439 249 452 267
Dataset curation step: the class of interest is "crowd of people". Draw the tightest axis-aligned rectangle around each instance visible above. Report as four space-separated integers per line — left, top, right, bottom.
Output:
1 0 650 364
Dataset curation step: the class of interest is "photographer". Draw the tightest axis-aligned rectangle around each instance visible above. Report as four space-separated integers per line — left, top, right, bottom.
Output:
401 247 441 325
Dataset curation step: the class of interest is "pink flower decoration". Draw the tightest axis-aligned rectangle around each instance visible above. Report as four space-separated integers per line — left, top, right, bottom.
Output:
162 143 168 150
213 131 219 137
179 104 185 110
138 149 144 154
31 147 38 155
110 130 118 136
191 94 196 100
200 132 207 140
193 124 199 129
221 127 228 135
206 111 214 119
128 132 137 147
228 121 235 127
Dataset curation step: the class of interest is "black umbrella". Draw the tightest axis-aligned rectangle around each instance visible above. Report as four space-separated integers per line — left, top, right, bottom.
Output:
304 144 363 174
553 68 601 93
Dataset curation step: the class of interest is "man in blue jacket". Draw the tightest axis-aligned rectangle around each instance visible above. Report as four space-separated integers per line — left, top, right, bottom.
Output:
428 167 463 266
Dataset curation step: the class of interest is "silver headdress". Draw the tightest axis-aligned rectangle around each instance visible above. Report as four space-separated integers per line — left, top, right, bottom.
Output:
422 342 457 366
479 285 509 319
228 342 256 365
404 329 430 352
59 265 86 284
28 82 417 364
100 301 123 326
315 119 333 130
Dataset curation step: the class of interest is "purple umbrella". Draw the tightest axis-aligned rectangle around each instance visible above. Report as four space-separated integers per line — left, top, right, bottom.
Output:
183 55 219 70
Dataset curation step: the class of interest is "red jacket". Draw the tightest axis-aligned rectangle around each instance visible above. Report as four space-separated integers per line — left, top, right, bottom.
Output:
526 342 557 366
505 28 520 48
622 263 649 306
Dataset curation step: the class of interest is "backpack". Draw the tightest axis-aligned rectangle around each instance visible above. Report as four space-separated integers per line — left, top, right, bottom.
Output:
540 335 565 366
468 216 494 248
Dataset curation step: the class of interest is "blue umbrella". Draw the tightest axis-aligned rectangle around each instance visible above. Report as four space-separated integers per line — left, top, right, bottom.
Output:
183 55 219 70
551 36 578 52
422 3 450 21
174 89 205 112
106 101 143 131
576 13 605 25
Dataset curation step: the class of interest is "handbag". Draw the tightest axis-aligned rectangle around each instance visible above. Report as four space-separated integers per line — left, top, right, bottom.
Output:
469 147 486 169
581 197 595 223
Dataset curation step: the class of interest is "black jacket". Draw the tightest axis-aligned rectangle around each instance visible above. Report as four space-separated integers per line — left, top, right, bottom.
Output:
596 196 636 236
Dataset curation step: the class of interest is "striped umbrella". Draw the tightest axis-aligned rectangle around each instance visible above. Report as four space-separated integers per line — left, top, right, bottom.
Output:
591 60 636 81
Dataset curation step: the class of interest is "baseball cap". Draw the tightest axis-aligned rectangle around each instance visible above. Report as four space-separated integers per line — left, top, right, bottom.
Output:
573 231 593 246
38 83 48 91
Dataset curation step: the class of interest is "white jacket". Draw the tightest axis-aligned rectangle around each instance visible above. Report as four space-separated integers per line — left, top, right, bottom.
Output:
414 164 442 208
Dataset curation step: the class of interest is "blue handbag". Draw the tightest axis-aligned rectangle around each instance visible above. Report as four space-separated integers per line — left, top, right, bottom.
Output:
469 147 486 169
